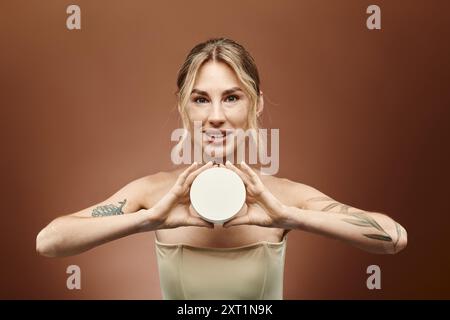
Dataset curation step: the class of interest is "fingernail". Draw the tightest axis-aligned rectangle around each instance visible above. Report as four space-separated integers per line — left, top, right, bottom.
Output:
226 160 231 166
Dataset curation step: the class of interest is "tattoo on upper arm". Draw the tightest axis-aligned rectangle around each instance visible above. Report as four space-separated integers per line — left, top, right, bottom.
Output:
305 196 393 242
92 199 127 217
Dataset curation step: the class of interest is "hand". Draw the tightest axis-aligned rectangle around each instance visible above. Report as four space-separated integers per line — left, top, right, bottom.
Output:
148 161 215 230
223 161 288 228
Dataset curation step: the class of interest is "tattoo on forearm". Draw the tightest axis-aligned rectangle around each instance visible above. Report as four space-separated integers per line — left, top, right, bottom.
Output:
393 222 402 249
305 196 393 242
306 196 351 213
92 199 127 217
342 211 393 242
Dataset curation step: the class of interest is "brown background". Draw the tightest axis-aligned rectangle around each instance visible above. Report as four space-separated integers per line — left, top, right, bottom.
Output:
1 0 449 299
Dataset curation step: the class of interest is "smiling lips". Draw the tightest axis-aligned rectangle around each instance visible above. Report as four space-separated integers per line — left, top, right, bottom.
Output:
203 129 233 145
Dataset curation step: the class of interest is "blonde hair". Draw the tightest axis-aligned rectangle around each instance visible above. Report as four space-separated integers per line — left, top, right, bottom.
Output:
176 38 261 131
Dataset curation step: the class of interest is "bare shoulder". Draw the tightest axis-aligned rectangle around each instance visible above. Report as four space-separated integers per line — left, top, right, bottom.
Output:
136 169 178 190
132 168 182 209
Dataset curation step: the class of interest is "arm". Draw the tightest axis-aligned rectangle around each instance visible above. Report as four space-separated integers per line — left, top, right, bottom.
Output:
282 183 408 255
36 162 214 258
223 162 407 255
35 177 157 257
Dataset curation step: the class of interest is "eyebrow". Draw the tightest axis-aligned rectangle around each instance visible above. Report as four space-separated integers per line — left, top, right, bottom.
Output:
191 87 243 96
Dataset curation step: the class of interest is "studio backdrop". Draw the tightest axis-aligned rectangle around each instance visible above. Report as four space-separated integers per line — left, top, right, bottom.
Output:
1 0 449 299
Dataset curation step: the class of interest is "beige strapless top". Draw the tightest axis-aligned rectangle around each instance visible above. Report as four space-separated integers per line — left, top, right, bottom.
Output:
154 235 287 300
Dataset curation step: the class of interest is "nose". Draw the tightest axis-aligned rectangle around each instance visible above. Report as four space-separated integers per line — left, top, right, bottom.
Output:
208 103 226 127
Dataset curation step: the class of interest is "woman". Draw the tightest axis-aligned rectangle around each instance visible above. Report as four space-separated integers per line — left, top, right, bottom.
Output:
36 38 407 299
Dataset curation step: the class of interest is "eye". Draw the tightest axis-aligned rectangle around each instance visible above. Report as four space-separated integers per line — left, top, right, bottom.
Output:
225 95 239 103
193 97 208 104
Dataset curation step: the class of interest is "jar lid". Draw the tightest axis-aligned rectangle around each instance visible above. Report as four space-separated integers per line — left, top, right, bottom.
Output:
190 167 246 224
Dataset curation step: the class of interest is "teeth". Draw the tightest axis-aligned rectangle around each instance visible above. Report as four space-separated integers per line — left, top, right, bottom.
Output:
206 133 224 138
204 130 231 140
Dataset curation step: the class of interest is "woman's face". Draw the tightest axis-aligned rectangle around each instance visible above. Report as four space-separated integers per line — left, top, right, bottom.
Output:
185 61 253 161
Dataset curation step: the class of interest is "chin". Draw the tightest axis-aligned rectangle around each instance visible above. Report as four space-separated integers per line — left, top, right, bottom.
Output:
203 144 237 163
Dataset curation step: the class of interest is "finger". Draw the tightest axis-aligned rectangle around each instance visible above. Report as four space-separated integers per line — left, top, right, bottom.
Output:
177 162 199 185
225 160 251 186
246 194 257 204
185 161 213 186
186 216 215 228
223 215 251 228
240 161 259 181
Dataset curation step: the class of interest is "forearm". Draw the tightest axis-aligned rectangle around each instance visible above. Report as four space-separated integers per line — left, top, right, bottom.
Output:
282 206 408 254
36 209 157 257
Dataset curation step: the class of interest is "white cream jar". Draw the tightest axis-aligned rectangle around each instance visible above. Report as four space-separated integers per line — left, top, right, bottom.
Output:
190 167 246 224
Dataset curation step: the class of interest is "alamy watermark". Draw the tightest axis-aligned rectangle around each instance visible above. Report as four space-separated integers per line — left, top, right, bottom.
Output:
65 5 380 31
170 121 280 175
366 264 381 290
66 265 81 290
